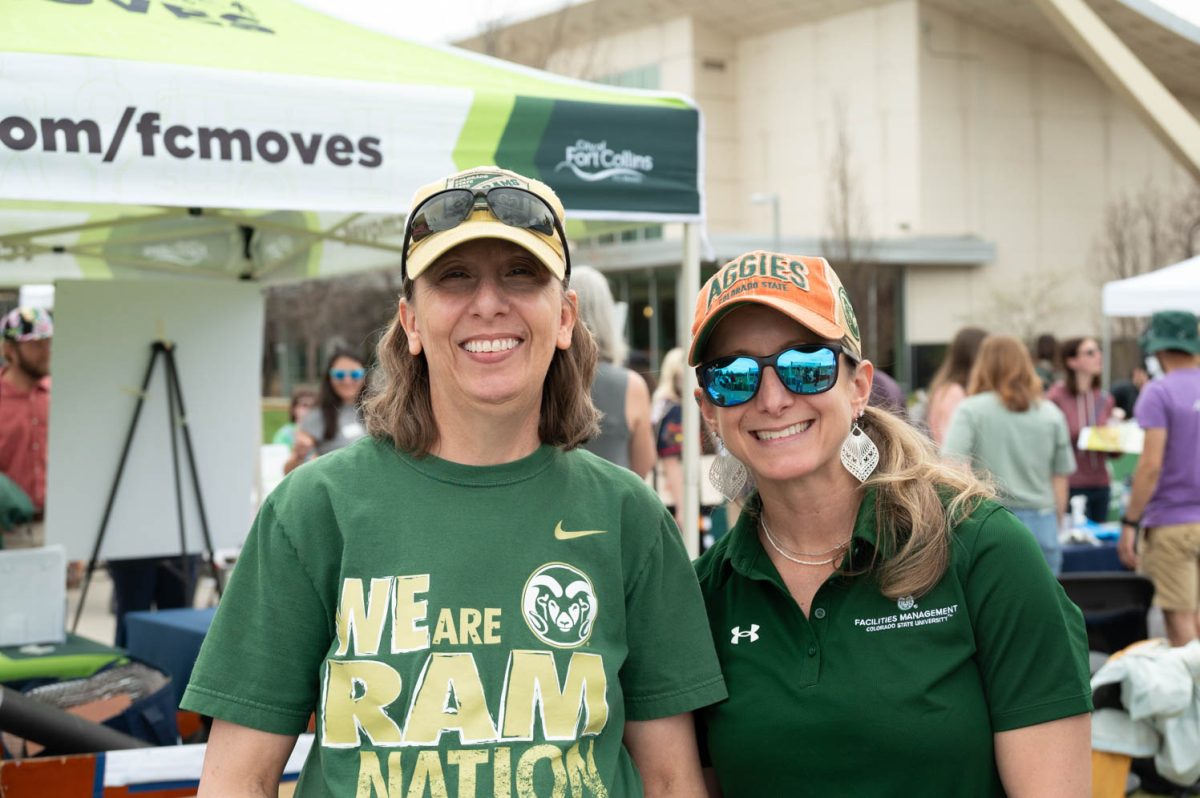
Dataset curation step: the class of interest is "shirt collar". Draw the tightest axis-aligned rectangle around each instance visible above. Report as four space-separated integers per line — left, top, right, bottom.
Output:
0 368 49 396
715 486 886 586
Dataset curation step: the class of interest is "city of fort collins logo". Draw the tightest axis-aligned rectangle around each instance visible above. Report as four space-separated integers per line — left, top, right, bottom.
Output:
555 139 653 183
522 563 598 648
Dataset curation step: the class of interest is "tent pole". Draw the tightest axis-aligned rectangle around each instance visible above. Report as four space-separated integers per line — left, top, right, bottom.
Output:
681 224 701 558
1102 316 1112 391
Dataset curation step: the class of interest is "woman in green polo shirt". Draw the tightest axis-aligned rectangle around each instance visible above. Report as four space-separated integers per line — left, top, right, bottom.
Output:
688 251 1092 797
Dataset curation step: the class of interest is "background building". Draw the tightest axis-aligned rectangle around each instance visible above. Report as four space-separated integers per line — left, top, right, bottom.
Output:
457 0 1200 388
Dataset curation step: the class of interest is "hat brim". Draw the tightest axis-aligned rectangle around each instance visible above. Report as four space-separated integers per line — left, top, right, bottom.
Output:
405 217 565 282
1142 336 1200 355
687 295 849 366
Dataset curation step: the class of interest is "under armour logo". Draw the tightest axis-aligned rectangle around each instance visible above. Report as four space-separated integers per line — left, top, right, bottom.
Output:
730 625 760 644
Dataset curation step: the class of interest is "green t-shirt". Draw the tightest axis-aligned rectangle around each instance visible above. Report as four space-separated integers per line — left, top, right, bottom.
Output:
942 393 1076 510
694 490 1092 797
182 437 725 797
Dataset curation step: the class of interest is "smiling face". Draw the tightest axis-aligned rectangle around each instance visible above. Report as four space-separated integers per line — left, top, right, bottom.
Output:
697 304 872 492
329 355 365 404
398 238 575 424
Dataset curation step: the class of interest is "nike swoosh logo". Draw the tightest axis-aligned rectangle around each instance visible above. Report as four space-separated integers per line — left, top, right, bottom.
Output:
554 521 607 540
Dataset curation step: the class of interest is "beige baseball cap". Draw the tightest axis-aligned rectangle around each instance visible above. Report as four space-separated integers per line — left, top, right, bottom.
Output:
403 166 568 281
688 251 862 366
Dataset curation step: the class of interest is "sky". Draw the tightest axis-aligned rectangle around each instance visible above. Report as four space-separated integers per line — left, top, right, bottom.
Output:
297 0 579 44
298 0 1200 44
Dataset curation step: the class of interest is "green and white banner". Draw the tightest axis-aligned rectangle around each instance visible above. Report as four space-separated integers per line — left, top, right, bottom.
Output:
0 0 702 283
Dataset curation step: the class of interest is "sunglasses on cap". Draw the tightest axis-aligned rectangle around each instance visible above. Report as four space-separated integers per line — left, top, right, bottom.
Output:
697 344 859 408
401 186 571 280
330 368 365 381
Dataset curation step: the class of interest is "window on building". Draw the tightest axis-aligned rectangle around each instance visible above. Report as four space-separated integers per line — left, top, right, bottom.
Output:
585 224 664 248
594 64 661 91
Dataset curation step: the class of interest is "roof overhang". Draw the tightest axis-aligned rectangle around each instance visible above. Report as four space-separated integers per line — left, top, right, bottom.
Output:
456 0 1200 99
575 235 995 273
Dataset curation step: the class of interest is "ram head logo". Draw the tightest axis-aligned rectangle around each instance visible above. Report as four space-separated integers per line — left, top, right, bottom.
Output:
522 563 598 648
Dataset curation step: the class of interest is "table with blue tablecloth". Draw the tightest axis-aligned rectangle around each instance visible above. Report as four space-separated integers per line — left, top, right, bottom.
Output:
1062 541 1127 573
123 607 215 706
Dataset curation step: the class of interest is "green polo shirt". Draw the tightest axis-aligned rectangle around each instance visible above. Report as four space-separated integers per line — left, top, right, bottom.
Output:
694 490 1091 797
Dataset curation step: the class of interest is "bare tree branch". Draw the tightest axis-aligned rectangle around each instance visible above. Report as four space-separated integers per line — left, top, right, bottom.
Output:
1091 179 1200 338
820 101 882 364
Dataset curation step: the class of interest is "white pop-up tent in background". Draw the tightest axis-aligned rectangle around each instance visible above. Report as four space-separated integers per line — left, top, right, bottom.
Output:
46 280 262 562
1101 255 1200 384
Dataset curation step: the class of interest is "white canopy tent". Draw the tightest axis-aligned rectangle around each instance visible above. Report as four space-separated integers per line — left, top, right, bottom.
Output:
1 0 710 555
1100 254 1200 383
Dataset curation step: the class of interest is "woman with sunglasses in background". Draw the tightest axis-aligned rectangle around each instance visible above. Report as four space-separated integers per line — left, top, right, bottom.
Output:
689 252 1090 797
943 335 1077 574
282 349 367 474
1048 336 1116 524
184 167 725 797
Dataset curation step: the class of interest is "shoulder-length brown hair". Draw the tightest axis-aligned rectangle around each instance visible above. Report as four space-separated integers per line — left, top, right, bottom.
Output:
967 334 1043 412
928 326 987 396
362 281 601 456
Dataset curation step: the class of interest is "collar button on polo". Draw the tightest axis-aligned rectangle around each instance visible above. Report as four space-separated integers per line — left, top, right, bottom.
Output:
813 607 826 619
807 644 818 657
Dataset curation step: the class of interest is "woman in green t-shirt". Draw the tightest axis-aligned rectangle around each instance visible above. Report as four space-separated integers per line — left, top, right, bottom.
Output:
184 167 725 798
688 251 1092 796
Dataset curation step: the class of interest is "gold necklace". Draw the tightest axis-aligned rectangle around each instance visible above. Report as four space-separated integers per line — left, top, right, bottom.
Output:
760 516 852 567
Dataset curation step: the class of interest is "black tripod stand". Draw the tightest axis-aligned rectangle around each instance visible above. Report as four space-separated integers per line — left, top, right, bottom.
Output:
71 341 222 634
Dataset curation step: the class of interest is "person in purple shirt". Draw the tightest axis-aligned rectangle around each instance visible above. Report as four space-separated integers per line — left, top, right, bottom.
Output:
868 367 908 420
1118 310 1200 646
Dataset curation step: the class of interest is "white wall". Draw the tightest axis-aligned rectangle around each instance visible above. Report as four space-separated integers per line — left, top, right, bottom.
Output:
909 2 1198 343
730 1 922 243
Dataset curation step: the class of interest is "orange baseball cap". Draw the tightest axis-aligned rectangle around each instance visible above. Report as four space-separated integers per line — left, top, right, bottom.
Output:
688 251 862 366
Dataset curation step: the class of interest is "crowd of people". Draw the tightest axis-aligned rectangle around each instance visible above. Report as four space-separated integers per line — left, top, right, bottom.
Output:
2 163 1198 795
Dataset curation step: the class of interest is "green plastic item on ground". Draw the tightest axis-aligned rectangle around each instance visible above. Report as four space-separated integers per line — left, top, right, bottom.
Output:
0 634 126 683
0 473 34 537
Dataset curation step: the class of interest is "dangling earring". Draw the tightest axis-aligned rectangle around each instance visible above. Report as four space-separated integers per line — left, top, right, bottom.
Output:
840 413 879 483
709 438 749 502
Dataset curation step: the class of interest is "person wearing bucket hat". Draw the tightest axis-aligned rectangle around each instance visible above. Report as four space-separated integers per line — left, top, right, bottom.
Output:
184 167 725 797
688 252 1091 796
0 307 53 549
1119 310 1200 646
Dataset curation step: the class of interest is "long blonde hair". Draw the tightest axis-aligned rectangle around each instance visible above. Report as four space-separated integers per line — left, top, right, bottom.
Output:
734 396 993 599
853 404 994 599
652 347 686 406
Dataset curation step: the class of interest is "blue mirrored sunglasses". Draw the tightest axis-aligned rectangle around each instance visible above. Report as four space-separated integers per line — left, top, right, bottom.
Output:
697 344 857 408
330 368 365 381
